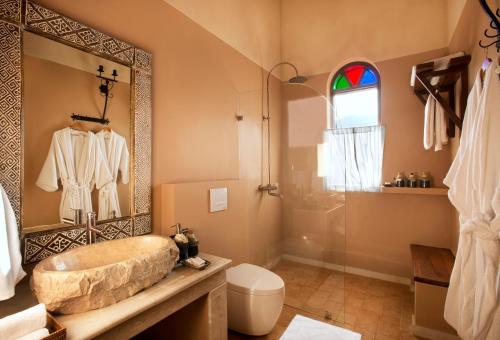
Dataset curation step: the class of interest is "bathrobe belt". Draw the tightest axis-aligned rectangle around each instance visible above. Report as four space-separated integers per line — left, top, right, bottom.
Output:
99 182 119 218
457 212 500 338
462 213 500 241
65 180 91 210
461 213 500 263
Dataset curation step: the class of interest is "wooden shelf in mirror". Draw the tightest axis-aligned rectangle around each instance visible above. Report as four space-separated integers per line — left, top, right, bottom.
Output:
380 187 448 196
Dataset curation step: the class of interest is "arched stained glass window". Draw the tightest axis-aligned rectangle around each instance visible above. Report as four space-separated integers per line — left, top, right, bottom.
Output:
330 62 380 129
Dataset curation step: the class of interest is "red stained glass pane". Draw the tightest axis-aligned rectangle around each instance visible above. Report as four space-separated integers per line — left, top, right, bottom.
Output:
344 65 365 86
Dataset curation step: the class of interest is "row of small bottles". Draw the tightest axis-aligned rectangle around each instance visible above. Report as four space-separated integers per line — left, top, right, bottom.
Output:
388 172 432 188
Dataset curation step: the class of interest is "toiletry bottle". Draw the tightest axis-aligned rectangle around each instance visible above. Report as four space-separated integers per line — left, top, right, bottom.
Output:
419 172 431 188
395 172 405 187
186 229 199 257
407 173 417 188
171 223 189 261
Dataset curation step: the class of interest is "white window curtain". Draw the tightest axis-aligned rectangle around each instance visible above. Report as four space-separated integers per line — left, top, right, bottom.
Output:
320 125 385 192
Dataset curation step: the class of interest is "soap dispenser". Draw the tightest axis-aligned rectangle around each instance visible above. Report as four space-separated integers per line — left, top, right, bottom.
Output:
185 228 199 257
171 223 189 261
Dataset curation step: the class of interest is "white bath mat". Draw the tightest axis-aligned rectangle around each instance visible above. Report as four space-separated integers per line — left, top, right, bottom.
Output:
280 315 361 340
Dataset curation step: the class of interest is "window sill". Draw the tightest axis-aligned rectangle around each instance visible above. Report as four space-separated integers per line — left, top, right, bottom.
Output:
380 186 448 196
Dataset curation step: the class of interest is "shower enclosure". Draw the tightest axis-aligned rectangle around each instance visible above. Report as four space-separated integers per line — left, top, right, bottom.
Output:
275 69 347 323
259 62 308 198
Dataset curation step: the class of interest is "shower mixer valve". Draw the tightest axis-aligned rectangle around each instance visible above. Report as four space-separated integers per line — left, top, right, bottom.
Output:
258 183 283 198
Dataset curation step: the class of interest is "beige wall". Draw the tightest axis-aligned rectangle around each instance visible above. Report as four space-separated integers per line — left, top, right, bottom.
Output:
23 54 130 229
163 0 451 79
37 0 283 267
281 48 455 278
281 0 449 77
160 180 282 266
163 0 281 73
446 0 467 43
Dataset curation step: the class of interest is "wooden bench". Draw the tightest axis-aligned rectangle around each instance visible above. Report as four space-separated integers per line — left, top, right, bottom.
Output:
410 244 454 287
410 244 457 339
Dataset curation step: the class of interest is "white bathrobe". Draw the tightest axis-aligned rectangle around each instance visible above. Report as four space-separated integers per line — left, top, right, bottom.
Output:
443 61 500 340
96 130 129 220
36 128 112 223
0 184 26 301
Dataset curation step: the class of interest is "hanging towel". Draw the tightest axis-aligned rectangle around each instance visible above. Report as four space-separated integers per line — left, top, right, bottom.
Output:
17 328 49 340
0 304 46 340
434 100 448 151
0 184 26 301
423 96 435 150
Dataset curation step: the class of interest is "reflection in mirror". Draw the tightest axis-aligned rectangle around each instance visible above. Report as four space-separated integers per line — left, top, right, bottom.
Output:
23 31 132 232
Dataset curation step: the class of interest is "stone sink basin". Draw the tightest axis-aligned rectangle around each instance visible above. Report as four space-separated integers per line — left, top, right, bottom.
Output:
31 235 179 314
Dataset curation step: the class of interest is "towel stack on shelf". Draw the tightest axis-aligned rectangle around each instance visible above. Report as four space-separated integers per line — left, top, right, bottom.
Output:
410 52 465 87
0 304 49 340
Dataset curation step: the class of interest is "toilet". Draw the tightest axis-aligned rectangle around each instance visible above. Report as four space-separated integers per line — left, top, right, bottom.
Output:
226 263 285 336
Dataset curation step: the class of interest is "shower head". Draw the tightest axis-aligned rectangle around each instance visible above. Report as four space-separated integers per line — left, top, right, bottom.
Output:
262 61 307 197
288 75 308 84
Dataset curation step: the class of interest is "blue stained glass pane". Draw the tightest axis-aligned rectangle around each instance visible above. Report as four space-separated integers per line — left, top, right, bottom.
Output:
359 69 377 86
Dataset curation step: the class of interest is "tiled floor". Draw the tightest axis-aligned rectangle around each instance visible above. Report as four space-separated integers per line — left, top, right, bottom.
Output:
229 260 423 340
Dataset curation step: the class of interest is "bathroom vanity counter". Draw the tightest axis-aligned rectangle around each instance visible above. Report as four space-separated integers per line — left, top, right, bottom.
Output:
57 253 231 340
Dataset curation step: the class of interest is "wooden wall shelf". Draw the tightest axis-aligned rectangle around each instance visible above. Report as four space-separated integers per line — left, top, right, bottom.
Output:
380 187 448 196
413 54 471 138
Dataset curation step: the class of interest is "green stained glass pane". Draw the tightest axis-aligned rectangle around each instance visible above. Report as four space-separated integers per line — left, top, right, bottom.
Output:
333 74 350 90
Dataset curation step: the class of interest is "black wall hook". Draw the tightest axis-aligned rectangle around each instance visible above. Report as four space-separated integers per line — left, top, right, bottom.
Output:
484 28 500 38
479 38 500 48
480 0 500 28
478 0 500 50
71 65 118 125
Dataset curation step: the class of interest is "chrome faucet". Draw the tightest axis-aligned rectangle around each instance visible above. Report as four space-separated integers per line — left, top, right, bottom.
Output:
86 212 102 244
62 208 83 226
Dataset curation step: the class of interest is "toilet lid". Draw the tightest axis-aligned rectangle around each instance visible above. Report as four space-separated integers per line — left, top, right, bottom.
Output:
226 263 284 296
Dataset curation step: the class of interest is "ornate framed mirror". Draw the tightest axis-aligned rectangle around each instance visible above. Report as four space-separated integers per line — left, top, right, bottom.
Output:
0 0 152 263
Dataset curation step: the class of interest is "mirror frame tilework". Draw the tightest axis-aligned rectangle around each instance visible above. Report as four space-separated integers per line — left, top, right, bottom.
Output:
0 0 153 263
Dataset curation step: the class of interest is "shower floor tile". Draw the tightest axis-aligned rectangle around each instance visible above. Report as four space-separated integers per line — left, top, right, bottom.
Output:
228 260 424 340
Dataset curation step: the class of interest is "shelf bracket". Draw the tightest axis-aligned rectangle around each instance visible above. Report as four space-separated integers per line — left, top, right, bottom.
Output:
415 74 463 129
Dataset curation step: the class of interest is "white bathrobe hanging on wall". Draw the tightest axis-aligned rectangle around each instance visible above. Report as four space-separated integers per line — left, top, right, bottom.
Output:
444 61 500 340
96 130 129 220
36 127 112 223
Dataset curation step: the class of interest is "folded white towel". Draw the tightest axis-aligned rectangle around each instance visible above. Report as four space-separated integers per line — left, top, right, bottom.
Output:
411 51 465 86
0 304 47 340
0 184 26 301
16 328 49 340
423 96 435 150
434 100 448 151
